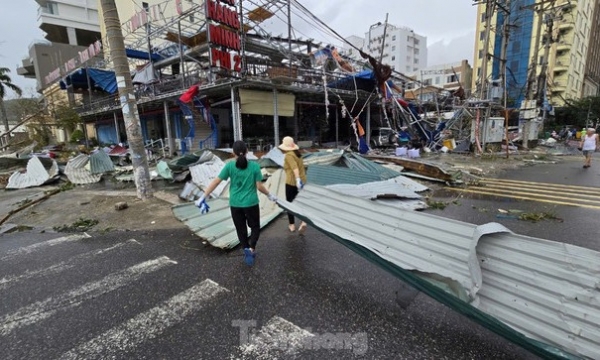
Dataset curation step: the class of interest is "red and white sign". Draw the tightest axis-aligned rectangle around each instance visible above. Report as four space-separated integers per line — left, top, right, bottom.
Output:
206 0 241 73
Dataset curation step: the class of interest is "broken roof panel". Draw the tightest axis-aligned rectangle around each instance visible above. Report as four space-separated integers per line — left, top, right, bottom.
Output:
6 156 59 189
306 164 385 186
277 185 599 359
64 154 102 184
260 147 284 167
302 150 344 166
341 153 401 180
172 169 287 249
326 179 423 200
89 151 115 174
189 157 229 198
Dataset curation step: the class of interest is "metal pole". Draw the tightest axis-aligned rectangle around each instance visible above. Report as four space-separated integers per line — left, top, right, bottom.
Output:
239 0 246 76
366 104 371 146
379 13 389 62
178 20 186 87
335 105 339 148
287 0 292 77
231 86 242 141
144 2 155 96
205 0 214 83
113 111 120 144
163 101 173 157
273 88 279 146
85 66 93 104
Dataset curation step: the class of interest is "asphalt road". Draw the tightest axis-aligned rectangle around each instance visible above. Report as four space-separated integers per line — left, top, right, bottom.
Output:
4 157 597 360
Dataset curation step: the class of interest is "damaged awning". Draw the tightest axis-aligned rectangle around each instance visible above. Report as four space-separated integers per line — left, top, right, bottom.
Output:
277 185 599 359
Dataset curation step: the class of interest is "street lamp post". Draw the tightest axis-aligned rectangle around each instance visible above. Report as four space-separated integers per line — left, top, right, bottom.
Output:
367 22 382 54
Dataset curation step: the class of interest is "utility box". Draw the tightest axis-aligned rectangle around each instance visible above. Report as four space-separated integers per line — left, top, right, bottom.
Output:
471 117 506 144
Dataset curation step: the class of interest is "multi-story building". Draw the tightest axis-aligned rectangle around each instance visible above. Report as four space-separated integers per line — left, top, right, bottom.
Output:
583 0 600 97
472 0 599 107
340 35 365 61
363 24 427 73
406 60 473 94
17 0 101 92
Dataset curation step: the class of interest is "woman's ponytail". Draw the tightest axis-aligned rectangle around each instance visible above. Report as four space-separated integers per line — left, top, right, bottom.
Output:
233 140 248 169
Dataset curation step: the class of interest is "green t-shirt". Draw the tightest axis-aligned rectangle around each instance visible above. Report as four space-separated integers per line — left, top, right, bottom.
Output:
218 160 263 208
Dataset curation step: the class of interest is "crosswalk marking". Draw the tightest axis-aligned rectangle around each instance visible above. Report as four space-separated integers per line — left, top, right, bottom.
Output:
0 256 176 336
0 234 90 262
0 239 141 291
447 178 600 210
60 279 229 360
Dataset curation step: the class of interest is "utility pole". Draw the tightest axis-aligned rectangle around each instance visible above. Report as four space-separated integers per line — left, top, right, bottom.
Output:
479 0 496 99
499 0 511 158
287 0 292 77
379 13 389 63
100 0 153 200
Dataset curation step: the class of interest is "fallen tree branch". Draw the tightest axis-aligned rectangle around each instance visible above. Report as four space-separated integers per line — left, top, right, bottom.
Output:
0 189 60 226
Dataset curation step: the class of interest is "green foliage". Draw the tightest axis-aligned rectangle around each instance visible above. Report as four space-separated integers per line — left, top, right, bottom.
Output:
0 67 22 99
555 95 600 127
70 129 84 143
55 105 81 132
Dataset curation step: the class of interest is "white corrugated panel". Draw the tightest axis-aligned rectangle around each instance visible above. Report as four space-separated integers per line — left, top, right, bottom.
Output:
172 169 287 249
64 154 102 185
326 178 426 199
278 185 600 359
6 156 57 189
189 157 229 198
261 148 285 167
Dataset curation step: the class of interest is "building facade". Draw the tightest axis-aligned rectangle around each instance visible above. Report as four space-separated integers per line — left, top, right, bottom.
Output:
406 60 473 94
360 24 427 73
472 0 599 107
583 0 600 97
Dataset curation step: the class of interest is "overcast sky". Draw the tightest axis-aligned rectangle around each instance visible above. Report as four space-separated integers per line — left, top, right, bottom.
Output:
0 0 477 97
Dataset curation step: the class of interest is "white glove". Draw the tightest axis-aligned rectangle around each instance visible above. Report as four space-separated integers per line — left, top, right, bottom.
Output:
296 177 304 190
268 193 278 202
195 195 210 214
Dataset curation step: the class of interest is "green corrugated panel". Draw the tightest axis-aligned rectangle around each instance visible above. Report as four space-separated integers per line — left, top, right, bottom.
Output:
89 151 115 174
307 165 384 186
342 153 401 180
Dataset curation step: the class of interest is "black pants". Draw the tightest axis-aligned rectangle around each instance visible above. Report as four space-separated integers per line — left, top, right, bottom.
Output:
230 205 260 249
285 184 299 224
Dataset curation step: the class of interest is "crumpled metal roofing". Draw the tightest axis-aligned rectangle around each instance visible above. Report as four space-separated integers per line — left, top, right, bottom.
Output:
189 156 229 198
156 161 173 180
260 147 284 167
172 169 287 249
341 153 401 180
306 164 387 186
277 185 600 359
302 150 344 166
6 156 59 189
64 154 102 184
89 151 115 174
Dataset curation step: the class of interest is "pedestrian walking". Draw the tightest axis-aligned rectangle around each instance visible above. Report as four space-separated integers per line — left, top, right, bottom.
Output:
580 128 599 169
196 141 277 266
278 136 308 234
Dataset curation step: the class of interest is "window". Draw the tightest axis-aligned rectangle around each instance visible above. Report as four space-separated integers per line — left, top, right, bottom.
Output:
392 35 396 41
447 75 458 83
435 77 440 84
539 56 544 65
414 58 419 64
406 66 411 71
510 60 519 72
481 13 487 22
512 41 521 53
392 56 396 61
424 79 432 85
414 49 419 55
480 31 485 41
478 49 483 59
477 68 482 77
46 1 58 14
392 46 396 51
414 39 420 45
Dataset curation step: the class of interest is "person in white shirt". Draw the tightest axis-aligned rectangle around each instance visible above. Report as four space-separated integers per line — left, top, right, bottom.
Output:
580 128 599 168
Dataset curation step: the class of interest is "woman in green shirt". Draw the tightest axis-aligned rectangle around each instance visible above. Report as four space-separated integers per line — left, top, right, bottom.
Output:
196 141 277 266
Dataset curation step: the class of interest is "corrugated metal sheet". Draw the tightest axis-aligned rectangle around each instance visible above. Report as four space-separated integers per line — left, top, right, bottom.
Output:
303 151 344 166
6 156 59 189
341 153 401 180
172 169 287 249
278 186 599 359
64 154 102 185
156 161 173 180
261 148 285 167
189 157 229 198
306 165 385 186
89 151 115 174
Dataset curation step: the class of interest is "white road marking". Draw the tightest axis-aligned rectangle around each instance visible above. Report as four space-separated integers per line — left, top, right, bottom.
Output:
234 316 315 360
60 279 229 360
0 233 91 261
0 256 176 336
0 239 141 291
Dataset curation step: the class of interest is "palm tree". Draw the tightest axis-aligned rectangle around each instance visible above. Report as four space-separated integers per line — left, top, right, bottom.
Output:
1 67 23 134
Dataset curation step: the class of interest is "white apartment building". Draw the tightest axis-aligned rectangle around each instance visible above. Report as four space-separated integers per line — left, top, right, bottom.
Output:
364 24 427 73
36 0 100 46
406 60 473 93
340 35 365 61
